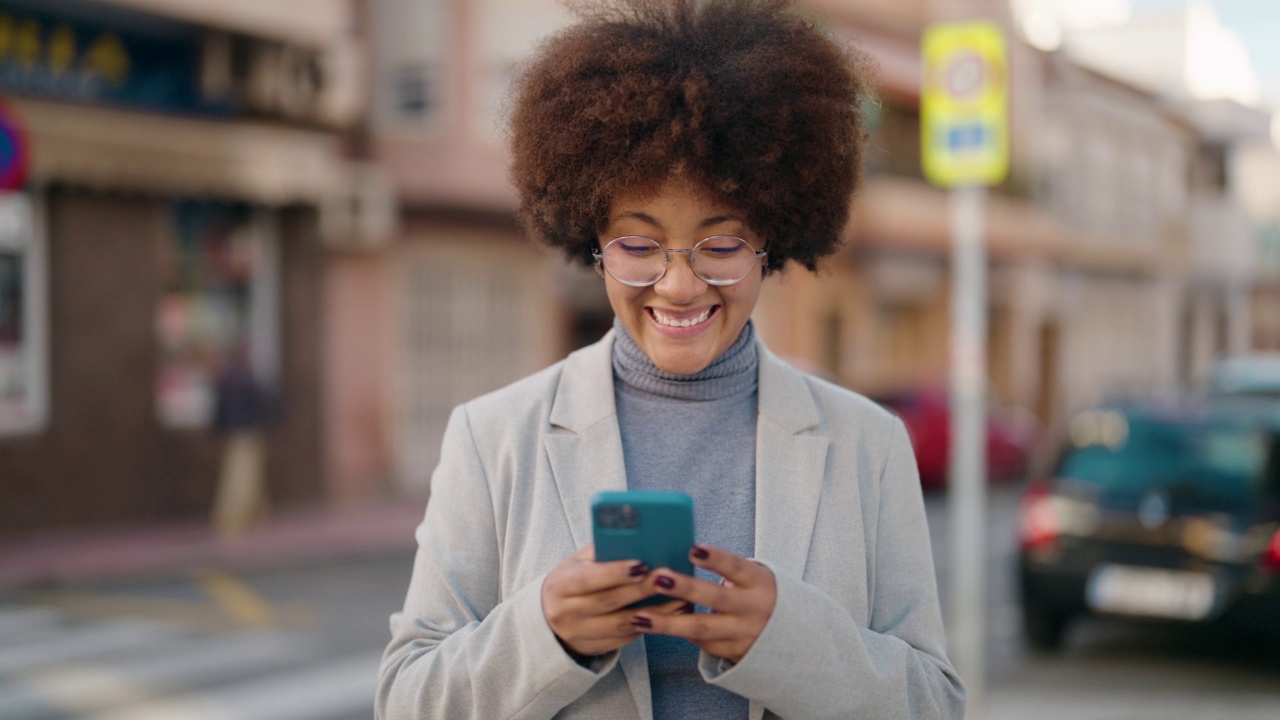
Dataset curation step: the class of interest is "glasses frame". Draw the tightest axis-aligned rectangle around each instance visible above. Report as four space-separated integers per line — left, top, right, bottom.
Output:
592 235 768 288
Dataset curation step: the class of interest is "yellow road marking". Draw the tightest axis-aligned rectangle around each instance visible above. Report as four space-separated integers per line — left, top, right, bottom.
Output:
195 569 277 629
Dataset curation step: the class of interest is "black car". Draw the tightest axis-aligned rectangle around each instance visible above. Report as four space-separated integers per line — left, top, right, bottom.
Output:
1017 399 1280 651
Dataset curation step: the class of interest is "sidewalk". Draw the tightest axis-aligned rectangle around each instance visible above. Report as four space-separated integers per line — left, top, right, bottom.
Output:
0 500 426 592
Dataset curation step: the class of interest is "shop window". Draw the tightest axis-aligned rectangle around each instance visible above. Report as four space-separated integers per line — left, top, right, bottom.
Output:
156 202 278 429
0 193 47 435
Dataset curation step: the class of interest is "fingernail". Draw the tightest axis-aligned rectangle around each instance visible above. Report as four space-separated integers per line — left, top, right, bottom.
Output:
680 602 695 614
691 546 710 560
631 615 653 629
655 575 675 590
628 563 650 577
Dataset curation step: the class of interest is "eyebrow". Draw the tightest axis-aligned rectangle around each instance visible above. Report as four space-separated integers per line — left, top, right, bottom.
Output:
613 211 745 231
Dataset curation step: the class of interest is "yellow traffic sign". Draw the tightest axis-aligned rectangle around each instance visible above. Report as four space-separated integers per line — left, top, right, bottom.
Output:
921 21 1009 187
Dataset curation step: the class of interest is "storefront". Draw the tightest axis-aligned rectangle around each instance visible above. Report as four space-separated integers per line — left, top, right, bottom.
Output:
0 0 366 537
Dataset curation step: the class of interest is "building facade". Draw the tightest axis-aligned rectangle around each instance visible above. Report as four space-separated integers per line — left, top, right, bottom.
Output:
0 0 369 537
340 0 1244 500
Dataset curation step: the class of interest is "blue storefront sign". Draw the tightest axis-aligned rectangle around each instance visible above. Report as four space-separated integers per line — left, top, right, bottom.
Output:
0 3 231 116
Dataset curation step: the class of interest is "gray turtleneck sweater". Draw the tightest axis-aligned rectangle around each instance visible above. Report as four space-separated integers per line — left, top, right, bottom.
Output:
612 318 757 720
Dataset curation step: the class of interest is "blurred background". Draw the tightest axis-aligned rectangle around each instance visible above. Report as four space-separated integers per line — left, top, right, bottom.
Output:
0 0 1278 718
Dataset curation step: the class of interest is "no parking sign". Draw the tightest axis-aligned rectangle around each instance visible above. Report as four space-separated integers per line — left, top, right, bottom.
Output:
921 22 1008 187
0 100 28 192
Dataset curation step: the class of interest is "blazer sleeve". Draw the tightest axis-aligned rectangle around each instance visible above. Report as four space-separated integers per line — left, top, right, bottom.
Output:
376 404 619 720
699 419 967 719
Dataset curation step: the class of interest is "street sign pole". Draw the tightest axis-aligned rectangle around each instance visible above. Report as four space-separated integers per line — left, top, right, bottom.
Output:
921 21 1008 719
948 183 987 718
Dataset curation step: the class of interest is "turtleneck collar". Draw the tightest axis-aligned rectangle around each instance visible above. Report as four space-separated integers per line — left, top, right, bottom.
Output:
611 318 759 401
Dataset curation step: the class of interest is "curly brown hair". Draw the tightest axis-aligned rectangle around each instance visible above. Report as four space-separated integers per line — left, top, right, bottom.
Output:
509 0 872 273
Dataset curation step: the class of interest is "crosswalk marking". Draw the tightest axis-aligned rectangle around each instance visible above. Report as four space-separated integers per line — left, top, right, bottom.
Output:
0 633 317 719
0 601 378 720
0 620 180 675
0 608 58 642
88 653 381 720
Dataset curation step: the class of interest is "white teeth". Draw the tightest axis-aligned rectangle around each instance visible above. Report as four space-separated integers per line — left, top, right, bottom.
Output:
652 308 712 328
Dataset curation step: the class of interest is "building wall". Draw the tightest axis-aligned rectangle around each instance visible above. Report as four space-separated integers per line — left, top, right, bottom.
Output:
268 207 326 507
323 252 395 506
386 215 567 494
0 192 325 537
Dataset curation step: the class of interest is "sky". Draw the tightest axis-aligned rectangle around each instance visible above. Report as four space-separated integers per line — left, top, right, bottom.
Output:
1126 0 1280 105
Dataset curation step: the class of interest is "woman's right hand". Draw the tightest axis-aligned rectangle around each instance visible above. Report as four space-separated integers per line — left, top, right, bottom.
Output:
542 544 687 657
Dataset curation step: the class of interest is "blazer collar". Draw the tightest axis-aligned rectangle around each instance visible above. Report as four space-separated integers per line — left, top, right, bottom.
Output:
545 328 828 577
548 329 822 434
548 329 619 434
543 329 829 720
753 342 828 581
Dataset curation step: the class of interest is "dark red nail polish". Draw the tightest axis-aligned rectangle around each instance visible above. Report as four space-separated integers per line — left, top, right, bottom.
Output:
655 575 675 590
631 615 653 629
691 546 710 560
629 563 650 577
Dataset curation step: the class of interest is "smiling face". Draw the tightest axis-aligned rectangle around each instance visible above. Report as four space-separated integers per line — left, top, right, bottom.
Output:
600 179 765 376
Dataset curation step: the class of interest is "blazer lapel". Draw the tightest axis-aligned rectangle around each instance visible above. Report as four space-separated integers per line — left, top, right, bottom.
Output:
544 330 629 548
543 331 654 719
753 342 829 581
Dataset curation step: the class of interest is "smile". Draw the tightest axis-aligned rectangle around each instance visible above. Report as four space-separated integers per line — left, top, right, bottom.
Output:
649 306 716 328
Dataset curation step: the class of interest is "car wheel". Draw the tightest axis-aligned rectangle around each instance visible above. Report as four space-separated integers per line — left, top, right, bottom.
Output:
1023 603 1071 653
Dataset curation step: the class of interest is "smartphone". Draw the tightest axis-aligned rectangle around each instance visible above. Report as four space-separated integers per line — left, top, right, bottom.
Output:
591 490 695 607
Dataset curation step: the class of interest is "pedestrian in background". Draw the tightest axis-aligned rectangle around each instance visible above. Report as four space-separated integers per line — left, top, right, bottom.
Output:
211 340 273 539
378 1 964 718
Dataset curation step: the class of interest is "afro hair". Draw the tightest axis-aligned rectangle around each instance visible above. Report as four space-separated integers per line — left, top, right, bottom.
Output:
508 0 873 272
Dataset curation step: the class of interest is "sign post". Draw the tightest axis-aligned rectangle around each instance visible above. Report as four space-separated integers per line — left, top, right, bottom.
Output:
921 20 1009 718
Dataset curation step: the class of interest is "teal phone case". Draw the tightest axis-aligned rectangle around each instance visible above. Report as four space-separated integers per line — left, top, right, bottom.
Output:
591 490 695 607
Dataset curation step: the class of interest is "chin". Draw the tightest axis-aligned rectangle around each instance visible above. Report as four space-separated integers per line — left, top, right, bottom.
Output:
647 346 715 376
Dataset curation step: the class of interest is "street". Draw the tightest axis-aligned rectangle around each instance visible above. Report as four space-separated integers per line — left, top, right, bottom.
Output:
925 484 1280 720
0 555 414 720
0 485 1278 719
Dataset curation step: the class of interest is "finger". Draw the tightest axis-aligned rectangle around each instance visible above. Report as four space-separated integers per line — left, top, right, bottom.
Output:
646 570 737 613
644 598 694 616
632 608 735 644
558 611 646 656
586 579 663 614
571 544 596 561
551 557 652 597
690 544 768 588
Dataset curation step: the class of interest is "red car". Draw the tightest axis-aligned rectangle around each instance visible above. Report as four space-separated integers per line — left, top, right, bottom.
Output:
878 389 1037 491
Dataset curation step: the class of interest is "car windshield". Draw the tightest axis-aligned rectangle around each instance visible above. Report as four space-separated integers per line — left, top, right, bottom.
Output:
1056 415 1271 504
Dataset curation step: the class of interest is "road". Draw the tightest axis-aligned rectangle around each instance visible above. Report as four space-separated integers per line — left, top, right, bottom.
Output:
0 485 1278 719
0 555 414 720
924 483 1280 720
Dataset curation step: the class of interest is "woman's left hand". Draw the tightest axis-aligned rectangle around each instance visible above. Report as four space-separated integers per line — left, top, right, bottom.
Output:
632 544 776 664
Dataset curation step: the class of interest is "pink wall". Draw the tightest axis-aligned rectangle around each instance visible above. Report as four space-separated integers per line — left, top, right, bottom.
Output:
323 254 394 506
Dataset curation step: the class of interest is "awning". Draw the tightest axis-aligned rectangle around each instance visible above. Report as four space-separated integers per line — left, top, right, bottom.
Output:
13 97 348 205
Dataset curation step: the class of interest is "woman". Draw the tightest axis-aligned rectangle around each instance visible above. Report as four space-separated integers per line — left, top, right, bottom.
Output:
377 1 965 718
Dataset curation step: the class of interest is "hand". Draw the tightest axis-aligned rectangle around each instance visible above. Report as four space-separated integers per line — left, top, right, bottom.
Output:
542 544 691 658
630 544 776 664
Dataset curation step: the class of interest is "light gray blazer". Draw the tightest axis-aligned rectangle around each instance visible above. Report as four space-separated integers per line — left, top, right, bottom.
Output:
377 331 965 720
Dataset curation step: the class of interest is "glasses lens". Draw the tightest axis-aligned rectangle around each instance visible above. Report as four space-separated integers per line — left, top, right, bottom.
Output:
693 235 756 284
601 236 665 286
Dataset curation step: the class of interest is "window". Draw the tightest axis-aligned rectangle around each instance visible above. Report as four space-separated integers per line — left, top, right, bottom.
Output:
156 202 278 428
394 242 537 492
0 193 47 435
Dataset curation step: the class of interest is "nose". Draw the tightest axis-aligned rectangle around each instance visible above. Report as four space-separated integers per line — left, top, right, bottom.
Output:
652 250 706 302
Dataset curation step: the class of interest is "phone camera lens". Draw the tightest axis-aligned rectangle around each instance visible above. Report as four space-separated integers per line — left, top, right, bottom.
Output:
596 507 614 527
618 505 638 529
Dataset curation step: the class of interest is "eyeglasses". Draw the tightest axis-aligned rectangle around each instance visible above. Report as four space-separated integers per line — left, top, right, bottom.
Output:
592 235 768 287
